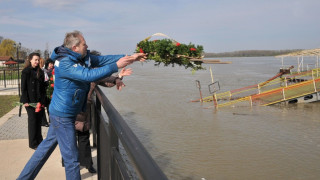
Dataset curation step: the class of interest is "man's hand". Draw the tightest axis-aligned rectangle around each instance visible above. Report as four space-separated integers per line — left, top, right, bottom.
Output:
116 53 147 68
129 53 147 62
119 68 132 78
115 78 125 91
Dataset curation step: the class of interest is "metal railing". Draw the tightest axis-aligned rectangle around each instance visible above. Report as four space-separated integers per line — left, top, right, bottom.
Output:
0 68 20 88
91 86 168 180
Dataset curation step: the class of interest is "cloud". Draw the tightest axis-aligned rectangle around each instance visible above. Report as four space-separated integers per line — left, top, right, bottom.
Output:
32 0 86 10
1 0 320 54
0 15 43 28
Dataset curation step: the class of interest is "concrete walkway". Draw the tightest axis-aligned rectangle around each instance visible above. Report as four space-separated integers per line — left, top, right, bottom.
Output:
0 85 97 179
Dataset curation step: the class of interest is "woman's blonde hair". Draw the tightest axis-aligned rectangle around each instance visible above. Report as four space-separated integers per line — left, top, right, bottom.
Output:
39 58 45 68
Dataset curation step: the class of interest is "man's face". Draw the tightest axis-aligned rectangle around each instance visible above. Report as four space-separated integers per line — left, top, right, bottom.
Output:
73 35 88 58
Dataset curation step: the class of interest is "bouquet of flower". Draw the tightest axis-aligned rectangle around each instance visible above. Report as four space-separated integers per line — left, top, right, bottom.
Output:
13 102 44 112
35 102 44 112
46 68 55 99
135 33 205 70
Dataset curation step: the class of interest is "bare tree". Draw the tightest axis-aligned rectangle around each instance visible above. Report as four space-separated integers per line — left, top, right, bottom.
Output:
44 42 50 59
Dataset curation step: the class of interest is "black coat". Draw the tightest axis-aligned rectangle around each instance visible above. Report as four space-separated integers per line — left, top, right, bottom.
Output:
20 67 47 105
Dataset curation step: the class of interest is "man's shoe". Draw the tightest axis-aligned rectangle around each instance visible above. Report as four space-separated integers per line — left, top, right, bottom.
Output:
87 166 96 173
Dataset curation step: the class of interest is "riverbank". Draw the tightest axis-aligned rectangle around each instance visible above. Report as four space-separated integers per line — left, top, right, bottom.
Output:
204 49 302 58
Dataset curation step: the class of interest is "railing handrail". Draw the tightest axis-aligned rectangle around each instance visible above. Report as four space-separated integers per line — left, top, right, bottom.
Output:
94 86 168 180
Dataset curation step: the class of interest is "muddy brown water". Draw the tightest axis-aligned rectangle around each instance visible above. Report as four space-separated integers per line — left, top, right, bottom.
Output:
102 57 320 180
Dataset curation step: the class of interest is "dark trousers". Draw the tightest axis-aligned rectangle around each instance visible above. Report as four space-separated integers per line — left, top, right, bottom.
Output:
25 106 44 149
62 130 93 168
77 130 93 168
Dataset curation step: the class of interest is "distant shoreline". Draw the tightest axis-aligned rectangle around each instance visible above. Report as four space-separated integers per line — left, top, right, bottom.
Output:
204 49 303 58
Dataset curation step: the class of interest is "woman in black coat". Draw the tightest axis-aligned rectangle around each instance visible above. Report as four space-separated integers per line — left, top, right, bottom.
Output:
20 52 47 150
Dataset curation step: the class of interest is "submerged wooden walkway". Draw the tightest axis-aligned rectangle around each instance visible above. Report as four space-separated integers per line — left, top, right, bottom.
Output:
194 68 320 108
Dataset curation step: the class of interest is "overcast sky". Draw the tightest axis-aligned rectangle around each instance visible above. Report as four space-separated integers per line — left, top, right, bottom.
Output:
1 0 320 55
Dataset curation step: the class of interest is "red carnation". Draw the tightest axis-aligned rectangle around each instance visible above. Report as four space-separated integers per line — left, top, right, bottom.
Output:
35 102 42 113
190 48 197 51
51 84 54 87
139 48 144 53
50 77 53 81
52 69 55 75
176 42 181 46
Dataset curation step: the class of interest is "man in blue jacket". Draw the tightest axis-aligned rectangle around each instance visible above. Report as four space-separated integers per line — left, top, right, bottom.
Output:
17 30 146 180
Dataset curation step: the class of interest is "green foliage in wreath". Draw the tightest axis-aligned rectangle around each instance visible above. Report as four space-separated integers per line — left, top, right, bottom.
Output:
136 39 205 70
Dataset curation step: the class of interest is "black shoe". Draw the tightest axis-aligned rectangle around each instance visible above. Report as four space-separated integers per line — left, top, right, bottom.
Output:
87 166 96 173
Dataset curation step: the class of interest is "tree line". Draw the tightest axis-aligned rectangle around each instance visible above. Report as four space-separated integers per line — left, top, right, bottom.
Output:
204 49 303 58
0 36 50 61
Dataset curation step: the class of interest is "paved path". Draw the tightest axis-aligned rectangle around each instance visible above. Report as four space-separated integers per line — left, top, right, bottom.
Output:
0 86 97 179
0 85 20 95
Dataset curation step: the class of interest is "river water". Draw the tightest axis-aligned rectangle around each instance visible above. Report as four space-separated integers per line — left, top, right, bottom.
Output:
102 56 320 180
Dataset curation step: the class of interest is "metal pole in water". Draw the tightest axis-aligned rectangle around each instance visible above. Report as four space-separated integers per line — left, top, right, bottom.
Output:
209 66 214 83
196 80 203 102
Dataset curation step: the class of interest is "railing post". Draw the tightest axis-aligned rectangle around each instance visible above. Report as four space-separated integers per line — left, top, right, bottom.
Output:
109 123 119 180
313 77 317 92
95 94 101 180
212 93 218 109
285 77 288 87
195 80 203 102
91 98 97 147
18 64 21 96
4 70 6 88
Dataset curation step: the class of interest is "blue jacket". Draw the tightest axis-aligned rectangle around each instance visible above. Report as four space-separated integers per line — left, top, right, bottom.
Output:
49 46 124 117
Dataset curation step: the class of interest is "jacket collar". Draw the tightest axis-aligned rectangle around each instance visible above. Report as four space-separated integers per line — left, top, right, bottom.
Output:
51 46 91 62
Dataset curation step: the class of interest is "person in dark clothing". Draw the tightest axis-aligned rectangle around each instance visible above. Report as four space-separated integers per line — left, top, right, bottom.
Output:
42 58 55 126
39 57 49 127
44 58 54 77
20 52 47 150
73 67 131 173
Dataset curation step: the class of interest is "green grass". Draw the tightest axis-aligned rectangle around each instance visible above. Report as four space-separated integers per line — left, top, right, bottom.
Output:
0 67 22 80
0 95 20 118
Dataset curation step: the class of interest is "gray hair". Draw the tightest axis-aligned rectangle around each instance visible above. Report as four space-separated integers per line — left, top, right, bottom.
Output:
63 30 83 49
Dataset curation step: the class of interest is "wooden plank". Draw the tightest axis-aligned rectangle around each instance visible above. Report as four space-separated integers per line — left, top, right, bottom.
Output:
190 59 232 64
